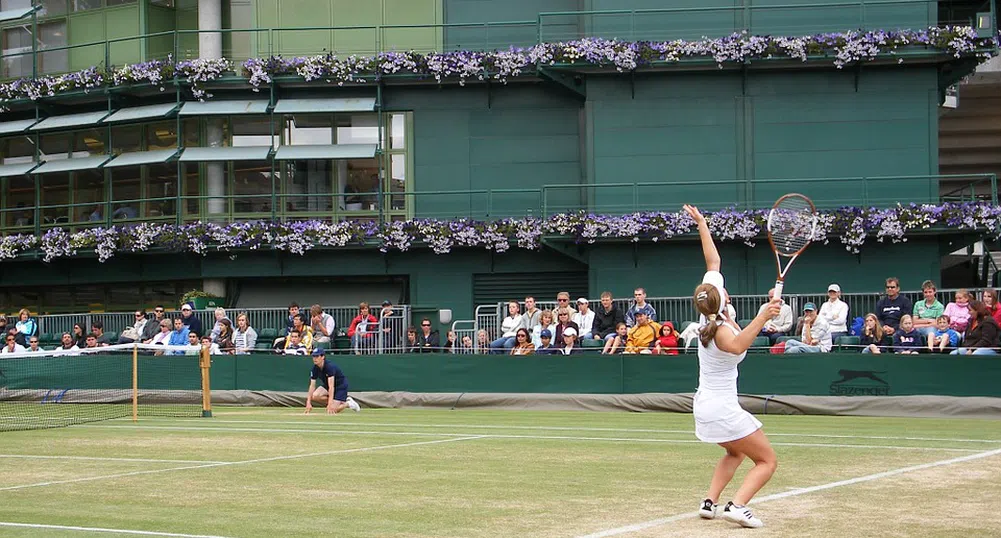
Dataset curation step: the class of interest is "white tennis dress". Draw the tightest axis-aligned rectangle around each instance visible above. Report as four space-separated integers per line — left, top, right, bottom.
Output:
693 271 763 444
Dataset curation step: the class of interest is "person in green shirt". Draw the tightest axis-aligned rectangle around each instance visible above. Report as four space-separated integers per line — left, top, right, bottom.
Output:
912 280 944 337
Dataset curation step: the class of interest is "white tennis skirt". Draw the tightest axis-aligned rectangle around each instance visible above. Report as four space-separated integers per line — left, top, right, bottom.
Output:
692 389 763 444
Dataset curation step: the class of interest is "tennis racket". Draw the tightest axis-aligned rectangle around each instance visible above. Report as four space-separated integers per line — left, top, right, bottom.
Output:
766 193 817 301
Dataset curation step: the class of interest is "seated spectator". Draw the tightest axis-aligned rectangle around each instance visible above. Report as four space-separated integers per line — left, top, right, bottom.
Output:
2 333 25 354
91 321 111 346
406 327 418 352
510 328 535 355
928 315 960 353
875 277 911 336
982 289 1001 326
348 303 378 354
860 312 892 354
0 315 6 338
552 308 580 343
653 321 679 355
819 284 849 341
232 313 258 354
572 298 595 338
911 280 944 338
281 329 308 356
555 291 575 316
557 327 583 355
179 304 203 338
55 332 81 356
490 300 523 354
141 306 166 343
625 288 657 327
71 324 86 348
784 303 832 354
625 311 660 354
415 318 439 353
951 300 1000 355
443 330 457 353
535 329 556 354
216 319 235 354
27 336 44 353
593 291 624 342
168 318 190 354
943 289 972 333
200 335 223 355
118 310 149 345
892 314 922 354
83 334 100 350
209 308 231 343
185 332 202 355
288 313 314 353
459 334 474 353
14 308 37 346
309 304 336 345
602 322 628 354
758 288 793 344
150 320 172 353
273 302 300 348
531 310 556 349
519 296 542 337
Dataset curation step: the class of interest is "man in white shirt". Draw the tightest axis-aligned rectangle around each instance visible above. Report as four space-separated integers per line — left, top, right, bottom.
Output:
27 337 45 353
55 333 81 356
572 298 596 338
819 283 849 340
784 303 832 353
757 288 793 344
2 333 26 354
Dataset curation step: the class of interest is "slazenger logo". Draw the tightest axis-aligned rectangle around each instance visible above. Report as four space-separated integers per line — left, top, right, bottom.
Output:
829 369 890 396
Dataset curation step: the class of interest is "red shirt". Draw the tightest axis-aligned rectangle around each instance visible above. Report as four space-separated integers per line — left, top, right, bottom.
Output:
656 334 679 355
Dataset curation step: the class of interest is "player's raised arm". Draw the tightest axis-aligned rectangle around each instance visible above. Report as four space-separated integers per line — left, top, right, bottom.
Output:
684 205 719 272
304 379 316 414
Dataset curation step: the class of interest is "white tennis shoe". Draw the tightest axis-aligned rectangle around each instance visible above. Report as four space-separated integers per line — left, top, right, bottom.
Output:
722 502 763 528
698 499 718 519
346 396 361 412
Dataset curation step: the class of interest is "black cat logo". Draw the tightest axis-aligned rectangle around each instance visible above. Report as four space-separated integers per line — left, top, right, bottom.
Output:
832 370 888 385
829 369 890 396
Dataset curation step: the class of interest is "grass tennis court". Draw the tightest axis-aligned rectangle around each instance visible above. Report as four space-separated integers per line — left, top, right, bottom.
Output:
0 407 999 538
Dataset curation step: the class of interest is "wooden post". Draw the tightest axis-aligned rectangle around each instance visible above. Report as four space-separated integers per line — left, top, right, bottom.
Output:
132 344 138 422
200 346 212 418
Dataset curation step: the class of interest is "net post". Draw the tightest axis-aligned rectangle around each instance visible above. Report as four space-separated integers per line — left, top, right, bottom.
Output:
132 345 138 423
199 346 212 418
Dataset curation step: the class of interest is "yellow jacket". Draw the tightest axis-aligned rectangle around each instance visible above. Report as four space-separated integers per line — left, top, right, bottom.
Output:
626 321 661 353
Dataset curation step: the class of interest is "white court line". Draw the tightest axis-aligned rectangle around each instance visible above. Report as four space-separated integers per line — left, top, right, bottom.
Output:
81 424 990 452
0 436 483 493
0 521 233 537
0 454 227 464
135 418 1001 444
575 447 1001 538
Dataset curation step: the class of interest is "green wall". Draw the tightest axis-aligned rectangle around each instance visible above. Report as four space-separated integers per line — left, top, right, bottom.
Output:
67 5 142 70
443 0 582 49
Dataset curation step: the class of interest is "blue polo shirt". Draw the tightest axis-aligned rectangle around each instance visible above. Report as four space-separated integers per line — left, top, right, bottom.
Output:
310 359 348 392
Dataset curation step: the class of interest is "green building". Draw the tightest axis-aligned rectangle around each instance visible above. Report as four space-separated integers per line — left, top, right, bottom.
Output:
0 0 997 318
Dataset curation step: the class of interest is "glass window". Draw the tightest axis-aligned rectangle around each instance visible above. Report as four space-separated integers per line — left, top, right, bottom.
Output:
2 26 32 79
38 21 67 75
232 160 271 215
389 153 406 211
39 172 70 224
112 125 142 154
39 0 68 16
73 0 102 12
110 165 140 220
2 135 35 165
73 129 106 157
334 114 378 145
229 116 275 147
283 159 332 213
150 0 173 6
343 157 379 211
146 119 198 150
182 163 199 218
3 176 34 228
106 0 137 6
146 163 176 218
284 114 331 146
390 113 405 149
73 169 105 224
0 0 32 10
39 133 70 161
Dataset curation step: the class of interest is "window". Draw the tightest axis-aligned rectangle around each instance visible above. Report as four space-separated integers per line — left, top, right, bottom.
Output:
39 133 70 161
146 163 177 218
2 135 35 165
40 172 70 224
73 0 102 11
3 176 34 228
73 129 106 157
390 113 406 149
38 21 67 75
335 114 378 145
227 116 275 147
181 163 199 218
1 20 68 77
2 26 32 79
283 159 333 213
112 125 142 154
231 161 271 215
73 169 105 224
284 114 332 145
110 165 140 219
146 119 198 150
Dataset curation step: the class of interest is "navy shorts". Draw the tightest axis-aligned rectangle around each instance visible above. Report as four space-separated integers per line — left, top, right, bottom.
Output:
332 387 348 403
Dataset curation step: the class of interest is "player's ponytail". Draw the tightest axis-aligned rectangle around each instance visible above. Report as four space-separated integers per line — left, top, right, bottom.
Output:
693 284 722 347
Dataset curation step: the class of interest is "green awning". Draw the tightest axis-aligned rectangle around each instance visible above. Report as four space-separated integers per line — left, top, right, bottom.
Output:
102 103 179 124
179 146 272 162
0 118 39 135
33 155 111 174
179 100 269 116
0 161 39 177
105 149 179 168
30 111 112 132
273 144 377 160
273 97 376 114
0 6 39 23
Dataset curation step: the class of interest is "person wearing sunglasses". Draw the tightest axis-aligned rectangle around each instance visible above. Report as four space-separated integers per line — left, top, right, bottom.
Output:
27 336 45 353
415 318 440 353
1 333 25 354
875 277 912 336
509 328 535 355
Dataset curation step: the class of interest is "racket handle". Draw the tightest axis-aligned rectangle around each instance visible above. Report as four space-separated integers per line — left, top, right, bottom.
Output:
773 280 784 301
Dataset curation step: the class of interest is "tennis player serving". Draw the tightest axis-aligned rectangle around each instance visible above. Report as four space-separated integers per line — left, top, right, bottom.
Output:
684 204 781 529
305 348 361 415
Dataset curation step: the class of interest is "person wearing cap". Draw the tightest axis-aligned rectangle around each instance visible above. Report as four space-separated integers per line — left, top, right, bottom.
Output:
625 311 661 354
756 288 793 345
557 326 583 355
783 302 832 354
305 348 360 415
535 328 556 354
819 283 850 341
572 298 595 338
179 303 203 338
910 280 944 339
378 300 396 341
686 204 781 529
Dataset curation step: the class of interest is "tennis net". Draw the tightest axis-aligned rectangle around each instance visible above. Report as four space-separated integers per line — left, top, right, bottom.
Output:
0 343 211 432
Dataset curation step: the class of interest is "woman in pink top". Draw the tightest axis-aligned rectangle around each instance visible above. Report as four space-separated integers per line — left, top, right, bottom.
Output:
942 289 972 332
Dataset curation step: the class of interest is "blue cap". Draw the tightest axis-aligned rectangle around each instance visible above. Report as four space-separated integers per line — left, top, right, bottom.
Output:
540 329 552 338
803 302 817 312
311 347 326 356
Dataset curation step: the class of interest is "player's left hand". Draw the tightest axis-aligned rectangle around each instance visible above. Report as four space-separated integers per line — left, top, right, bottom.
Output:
326 403 336 414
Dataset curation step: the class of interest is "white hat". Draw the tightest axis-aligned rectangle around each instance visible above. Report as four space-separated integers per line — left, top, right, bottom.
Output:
828 284 841 293
180 304 192 311
563 327 577 337
576 298 588 305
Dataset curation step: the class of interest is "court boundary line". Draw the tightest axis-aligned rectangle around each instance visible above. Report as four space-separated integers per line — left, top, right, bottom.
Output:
120 418 1001 444
574 446 1001 538
82 424 992 453
0 436 484 493
0 521 233 537
0 454 227 464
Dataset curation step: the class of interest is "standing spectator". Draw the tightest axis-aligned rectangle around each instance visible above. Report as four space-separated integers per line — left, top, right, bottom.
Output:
232 313 258 354
535 329 556 354
281 329 308 356
625 288 657 327
875 277 911 336
168 318 190 355
892 314 922 354
572 298 595 338
309 304 336 346
141 306 166 343
531 310 556 349
784 303 832 354
982 289 1001 326
819 284 849 341
14 309 37 345
860 313 890 354
653 322 680 355
510 328 535 355
625 311 660 354
415 318 439 353
489 300 523 354
519 296 542 337
928 315 961 353
71 323 86 348
91 321 111 346
348 303 378 354
378 300 396 341
209 308 231 343
216 319 235 354
943 289 972 333
179 304 203 338
951 300 1000 355
27 336 44 353
2 333 25 354
911 280 944 338
602 322 628 354
118 310 149 344
557 327 583 355
55 333 81 356
592 291 624 342
552 308 579 343
757 288 793 344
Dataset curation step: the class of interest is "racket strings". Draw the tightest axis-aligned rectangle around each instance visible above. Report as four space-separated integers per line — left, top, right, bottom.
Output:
768 197 816 256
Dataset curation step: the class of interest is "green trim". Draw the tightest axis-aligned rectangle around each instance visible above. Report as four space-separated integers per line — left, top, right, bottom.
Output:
273 98 376 113
105 148 179 168
30 111 112 132
33 155 110 174
178 100 270 116
273 144 377 161
178 146 272 162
